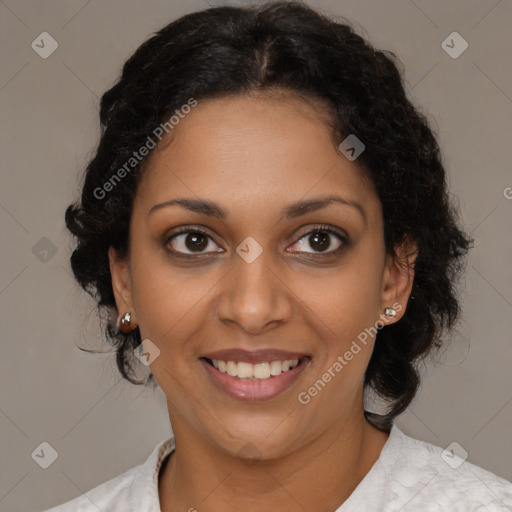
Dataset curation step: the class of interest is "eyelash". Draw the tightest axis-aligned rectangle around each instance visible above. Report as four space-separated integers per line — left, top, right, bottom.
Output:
164 224 349 259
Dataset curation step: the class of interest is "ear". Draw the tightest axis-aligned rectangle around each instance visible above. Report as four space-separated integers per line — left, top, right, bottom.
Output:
379 235 417 325
108 246 137 323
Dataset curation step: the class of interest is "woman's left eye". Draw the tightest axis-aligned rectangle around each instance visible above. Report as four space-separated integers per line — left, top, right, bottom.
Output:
288 226 347 255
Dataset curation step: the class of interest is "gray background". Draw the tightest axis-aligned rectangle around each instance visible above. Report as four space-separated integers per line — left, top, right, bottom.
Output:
1 0 511 510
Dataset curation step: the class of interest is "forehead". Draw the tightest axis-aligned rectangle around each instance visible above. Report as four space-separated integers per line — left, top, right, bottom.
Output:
135 92 380 222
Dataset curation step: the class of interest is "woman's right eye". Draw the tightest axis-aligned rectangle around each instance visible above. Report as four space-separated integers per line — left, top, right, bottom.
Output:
165 229 223 255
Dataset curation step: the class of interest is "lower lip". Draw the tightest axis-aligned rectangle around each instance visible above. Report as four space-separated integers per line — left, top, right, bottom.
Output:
200 358 310 401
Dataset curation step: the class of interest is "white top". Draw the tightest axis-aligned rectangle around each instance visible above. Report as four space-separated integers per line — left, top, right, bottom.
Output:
42 424 512 511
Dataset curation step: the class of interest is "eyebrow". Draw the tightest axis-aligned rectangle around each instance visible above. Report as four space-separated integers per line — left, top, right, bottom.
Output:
148 195 366 224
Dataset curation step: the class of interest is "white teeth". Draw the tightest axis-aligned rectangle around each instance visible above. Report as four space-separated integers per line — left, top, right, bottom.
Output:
209 358 300 379
270 361 282 375
226 361 238 377
237 362 253 378
253 362 271 379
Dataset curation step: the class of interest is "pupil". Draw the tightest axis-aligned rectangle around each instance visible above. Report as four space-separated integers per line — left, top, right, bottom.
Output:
310 231 329 252
186 233 208 252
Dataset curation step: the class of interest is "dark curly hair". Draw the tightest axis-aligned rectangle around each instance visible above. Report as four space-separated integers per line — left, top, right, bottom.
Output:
65 0 473 431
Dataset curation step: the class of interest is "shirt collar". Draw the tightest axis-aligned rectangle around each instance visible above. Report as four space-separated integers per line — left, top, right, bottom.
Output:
129 435 176 511
126 424 400 511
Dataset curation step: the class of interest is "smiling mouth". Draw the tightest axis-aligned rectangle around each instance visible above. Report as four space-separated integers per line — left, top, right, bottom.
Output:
201 356 311 380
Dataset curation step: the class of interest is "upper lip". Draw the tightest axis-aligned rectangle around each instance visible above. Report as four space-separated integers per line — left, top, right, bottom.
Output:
201 348 309 364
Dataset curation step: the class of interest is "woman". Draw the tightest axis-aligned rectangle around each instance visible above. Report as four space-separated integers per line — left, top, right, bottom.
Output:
43 2 512 510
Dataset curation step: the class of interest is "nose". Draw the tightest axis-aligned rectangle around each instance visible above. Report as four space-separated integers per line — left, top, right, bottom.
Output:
216 246 293 334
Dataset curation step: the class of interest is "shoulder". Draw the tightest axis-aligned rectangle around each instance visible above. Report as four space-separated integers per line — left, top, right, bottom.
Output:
41 466 137 512
382 425 512 510
40 436 175 512
341 424 512 511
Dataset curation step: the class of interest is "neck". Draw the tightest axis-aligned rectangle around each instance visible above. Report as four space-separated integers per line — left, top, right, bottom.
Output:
158 408 390 512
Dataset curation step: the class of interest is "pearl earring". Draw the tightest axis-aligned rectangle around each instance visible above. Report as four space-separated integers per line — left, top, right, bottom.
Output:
118 311 135 333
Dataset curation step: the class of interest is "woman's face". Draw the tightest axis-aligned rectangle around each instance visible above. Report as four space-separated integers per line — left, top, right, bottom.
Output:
110 91 414 459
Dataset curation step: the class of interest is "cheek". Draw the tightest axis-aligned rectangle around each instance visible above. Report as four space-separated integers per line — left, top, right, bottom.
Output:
296 264 382 412
129 248 221 356
292 255 383 340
